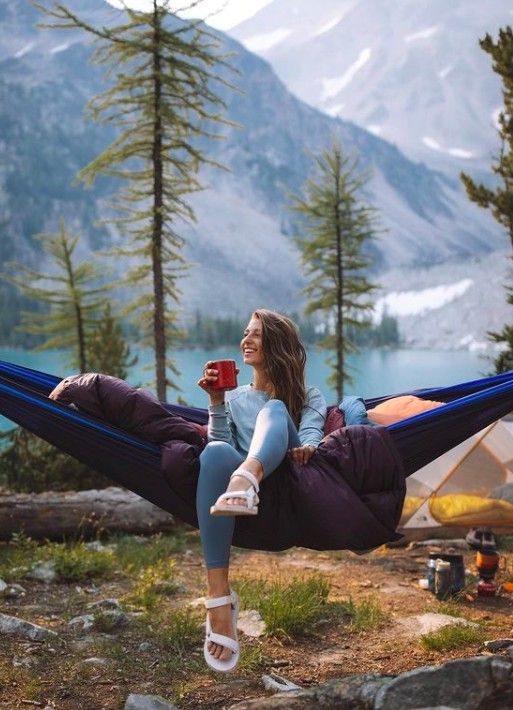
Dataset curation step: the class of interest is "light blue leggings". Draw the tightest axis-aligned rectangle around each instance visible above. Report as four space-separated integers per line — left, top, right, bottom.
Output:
197 399 300 569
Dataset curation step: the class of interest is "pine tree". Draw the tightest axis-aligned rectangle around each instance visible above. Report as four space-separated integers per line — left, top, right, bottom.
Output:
460 27 513 373
2 218 108 372
35 0 233 400
292 143 379 400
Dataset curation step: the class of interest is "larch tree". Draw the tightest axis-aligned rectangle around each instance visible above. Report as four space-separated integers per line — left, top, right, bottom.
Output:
461 27 513 373
292 142 379 401
35 0 234 400
2 218 110 373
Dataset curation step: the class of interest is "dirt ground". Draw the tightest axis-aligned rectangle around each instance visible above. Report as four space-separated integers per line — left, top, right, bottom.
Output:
1 533 513 710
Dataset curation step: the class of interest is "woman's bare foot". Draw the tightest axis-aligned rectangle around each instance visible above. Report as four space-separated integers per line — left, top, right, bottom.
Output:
220 458 263 508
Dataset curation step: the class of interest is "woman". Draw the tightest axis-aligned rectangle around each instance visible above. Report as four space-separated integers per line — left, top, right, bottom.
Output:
197 309 327 672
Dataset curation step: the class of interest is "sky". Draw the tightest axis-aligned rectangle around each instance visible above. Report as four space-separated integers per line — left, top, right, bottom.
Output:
106 0 274 30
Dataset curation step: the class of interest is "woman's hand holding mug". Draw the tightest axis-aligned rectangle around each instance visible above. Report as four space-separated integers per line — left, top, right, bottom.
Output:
198 360 239 405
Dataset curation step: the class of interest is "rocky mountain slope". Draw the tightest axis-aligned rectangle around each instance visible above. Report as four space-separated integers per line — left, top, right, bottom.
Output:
0 0 505 345
230 0 510 174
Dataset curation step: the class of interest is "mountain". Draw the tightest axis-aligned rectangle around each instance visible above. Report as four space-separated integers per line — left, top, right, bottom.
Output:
0 0 505 346
230 0 510 174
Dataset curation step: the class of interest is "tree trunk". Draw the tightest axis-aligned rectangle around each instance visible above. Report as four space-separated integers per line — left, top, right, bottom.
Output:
152 7 166 402
0 487 178 541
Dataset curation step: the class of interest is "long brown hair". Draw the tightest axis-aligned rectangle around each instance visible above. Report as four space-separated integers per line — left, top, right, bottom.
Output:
253 309 307 426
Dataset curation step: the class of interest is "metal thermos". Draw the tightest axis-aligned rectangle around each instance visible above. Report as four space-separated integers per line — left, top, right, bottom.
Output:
435 559 452 599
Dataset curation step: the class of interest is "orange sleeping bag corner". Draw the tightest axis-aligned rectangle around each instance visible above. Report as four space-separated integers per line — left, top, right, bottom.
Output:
367 395 444 426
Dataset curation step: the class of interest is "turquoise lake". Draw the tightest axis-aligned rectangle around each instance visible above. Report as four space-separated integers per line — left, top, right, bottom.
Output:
0 346 492 431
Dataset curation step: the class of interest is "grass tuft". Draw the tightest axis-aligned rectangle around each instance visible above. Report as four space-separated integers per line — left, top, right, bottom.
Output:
114 531 197 572
125 558 181 610
235 574 331 638
237 644 265 674
420 623 486 651
153 607 204 655
436 600 468 618
335 596 388 632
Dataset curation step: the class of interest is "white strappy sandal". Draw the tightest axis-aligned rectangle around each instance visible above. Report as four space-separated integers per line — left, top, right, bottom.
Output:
209 469 260 517
203 591 240 672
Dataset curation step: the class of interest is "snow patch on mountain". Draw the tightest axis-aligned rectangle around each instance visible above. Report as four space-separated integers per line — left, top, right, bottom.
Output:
377 250 512 350
422 137 473 159
14 42 34 58
423 136 442 151
492 107 502 130
229 0 510 171
404 26 440 43
313 15 343 37
438 64 453 79
321 47 371 100
244 28 291 52
366 124 382 135
375 279 473 320
448 147 474 159
325 103 345 116
50 43 70 54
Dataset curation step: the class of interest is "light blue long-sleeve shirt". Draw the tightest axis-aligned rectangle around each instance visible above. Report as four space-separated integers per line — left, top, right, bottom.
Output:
208 384 327 456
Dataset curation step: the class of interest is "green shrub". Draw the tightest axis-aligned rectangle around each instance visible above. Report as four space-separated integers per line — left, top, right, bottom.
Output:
0 427 110 492
42 541 116 583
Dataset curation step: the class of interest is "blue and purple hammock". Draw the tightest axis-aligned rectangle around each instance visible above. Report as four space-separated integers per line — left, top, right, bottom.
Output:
1 360 513 551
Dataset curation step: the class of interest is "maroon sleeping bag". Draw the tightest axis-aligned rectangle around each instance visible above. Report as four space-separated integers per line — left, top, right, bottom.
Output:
50 374 406 552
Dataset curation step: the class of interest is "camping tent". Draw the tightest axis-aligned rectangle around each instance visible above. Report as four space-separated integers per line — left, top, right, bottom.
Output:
400 419 513 533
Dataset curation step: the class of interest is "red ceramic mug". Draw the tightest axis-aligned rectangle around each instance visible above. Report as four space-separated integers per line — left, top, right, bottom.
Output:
210 359 238 390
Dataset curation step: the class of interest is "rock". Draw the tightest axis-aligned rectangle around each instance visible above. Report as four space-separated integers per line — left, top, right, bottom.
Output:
229 656 513 709
86 598 122 611
27 561 56 583
124 693 178 710
237 609 266 637
0 583 26 599
69 614 95 631
408 539 469 549
228 674 388 708
373 656 513 709
69 609 128 631
484 639 513 653
395 613 478 639
0 613 58 641
85 541 115 553
138 641 153 652
262 673 302 693
82 657 109 665
12 656 37 668
95 609 128 628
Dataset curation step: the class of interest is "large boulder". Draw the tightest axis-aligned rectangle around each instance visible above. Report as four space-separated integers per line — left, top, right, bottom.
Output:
229 655 513 709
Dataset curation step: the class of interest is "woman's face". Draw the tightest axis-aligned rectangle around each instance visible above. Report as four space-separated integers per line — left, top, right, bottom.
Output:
241 317 265 368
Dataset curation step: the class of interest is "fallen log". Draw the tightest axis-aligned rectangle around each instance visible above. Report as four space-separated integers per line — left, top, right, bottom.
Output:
0 486 178 541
